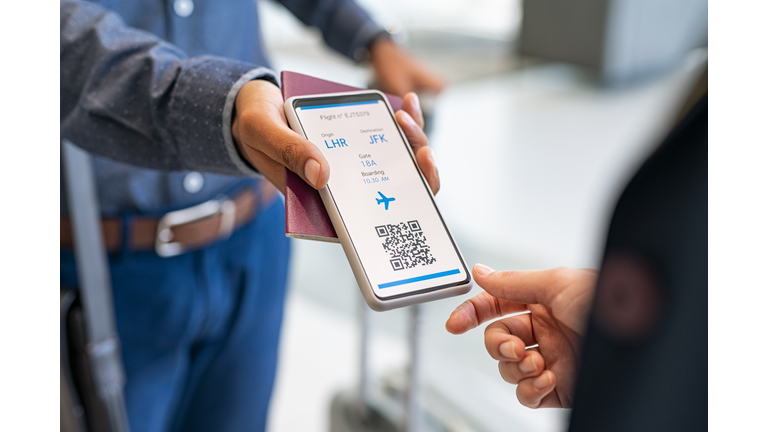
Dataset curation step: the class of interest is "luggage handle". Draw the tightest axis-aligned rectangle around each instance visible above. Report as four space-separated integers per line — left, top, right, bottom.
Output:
62 140 131 432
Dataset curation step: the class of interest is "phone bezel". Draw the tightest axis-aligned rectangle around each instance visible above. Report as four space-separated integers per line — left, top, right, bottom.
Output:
286 90 472 309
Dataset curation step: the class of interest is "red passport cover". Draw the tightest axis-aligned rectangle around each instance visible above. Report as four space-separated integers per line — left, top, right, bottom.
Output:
281 71 402 242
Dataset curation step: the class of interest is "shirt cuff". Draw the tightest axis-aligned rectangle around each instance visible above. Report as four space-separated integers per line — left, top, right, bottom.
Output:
168 57 278 177
221 67 279 177
321 0 387 61
352 29 393 63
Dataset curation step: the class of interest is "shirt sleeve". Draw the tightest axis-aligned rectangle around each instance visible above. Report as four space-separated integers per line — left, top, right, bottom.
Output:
60 0 274 177
276 0 385 61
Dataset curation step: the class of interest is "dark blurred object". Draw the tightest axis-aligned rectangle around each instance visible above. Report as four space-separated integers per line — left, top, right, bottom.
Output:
61 291 87 432
569 77 707 430
62 292 117 432
519 0 707 86
61 141 130 432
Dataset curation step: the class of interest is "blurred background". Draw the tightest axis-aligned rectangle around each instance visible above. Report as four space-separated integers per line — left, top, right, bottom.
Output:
260 0 707 430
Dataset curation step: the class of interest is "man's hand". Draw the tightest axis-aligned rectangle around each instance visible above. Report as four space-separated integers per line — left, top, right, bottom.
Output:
445 265 598 408
397 92 439 194
231 79 439 194
369 38 445 97
232 79 329 193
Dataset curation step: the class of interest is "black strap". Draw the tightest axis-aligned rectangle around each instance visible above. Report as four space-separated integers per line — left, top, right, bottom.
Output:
62 140 131 432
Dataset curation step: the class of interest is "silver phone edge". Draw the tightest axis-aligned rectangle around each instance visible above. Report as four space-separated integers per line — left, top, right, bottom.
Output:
283 92 474 311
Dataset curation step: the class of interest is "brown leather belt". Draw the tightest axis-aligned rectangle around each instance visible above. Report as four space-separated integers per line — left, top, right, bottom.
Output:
61 184 278 257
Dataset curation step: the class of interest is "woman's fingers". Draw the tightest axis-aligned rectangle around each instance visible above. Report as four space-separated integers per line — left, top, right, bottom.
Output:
473 265 599 334
516 370 557 409
486 331 526 362
498 350 546 384
446 291 528 335
473 265 561 307
484 315 536 361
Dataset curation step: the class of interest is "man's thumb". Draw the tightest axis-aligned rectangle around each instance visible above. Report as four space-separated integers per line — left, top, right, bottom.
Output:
267 127 330 190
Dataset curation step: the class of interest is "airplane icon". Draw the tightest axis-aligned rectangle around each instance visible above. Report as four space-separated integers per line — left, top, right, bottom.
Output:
376 191 395 210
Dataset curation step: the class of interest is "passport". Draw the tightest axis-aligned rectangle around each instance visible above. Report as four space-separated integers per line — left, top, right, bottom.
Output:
281 71 403 242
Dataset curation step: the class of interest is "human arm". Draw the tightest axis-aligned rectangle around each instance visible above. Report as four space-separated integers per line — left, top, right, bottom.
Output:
276 0 445 97
368 36 445 97
60 0 274 177
445 264 598 408
61 0 438 193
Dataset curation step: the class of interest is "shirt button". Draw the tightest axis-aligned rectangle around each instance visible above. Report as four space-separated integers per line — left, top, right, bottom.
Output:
174 0 194 17
183 172 204 193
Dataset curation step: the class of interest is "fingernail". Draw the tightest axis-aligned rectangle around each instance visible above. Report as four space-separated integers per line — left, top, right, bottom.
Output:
401 111 417 127
304 159 320 188
519 356 537 374
474 264 494 276
499 341 520 361
427 147 436 164
533 372 552 390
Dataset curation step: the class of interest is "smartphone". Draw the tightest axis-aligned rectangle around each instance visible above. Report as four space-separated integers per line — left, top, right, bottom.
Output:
284 90 472 311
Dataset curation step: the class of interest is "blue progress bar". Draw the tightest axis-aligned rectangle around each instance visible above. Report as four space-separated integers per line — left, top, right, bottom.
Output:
378 269 461 289
298 100 380 110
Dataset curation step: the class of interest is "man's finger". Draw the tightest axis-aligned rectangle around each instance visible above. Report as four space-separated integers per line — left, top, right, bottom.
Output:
233 80 331 190
401 93 424 129
271 133 329 190
415 147 440 195
397 109 439 194
243 110 330 189
236 145 287 193
445 291 528 334
396 110 428 152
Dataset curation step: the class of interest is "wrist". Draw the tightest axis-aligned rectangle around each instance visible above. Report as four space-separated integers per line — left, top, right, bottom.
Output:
231 79 281 166
357 30 394 63
254 74 280 89
220 66 280 177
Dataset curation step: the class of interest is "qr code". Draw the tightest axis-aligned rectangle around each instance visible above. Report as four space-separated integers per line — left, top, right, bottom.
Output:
376 220 436 271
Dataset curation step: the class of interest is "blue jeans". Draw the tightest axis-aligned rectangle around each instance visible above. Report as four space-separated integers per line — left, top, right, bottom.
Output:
61 194 290 432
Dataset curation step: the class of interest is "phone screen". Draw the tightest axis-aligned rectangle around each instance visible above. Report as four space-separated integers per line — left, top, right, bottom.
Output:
292 92 469 299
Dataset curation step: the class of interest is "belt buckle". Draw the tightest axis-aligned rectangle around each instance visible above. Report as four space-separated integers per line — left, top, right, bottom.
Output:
155 196 236 258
